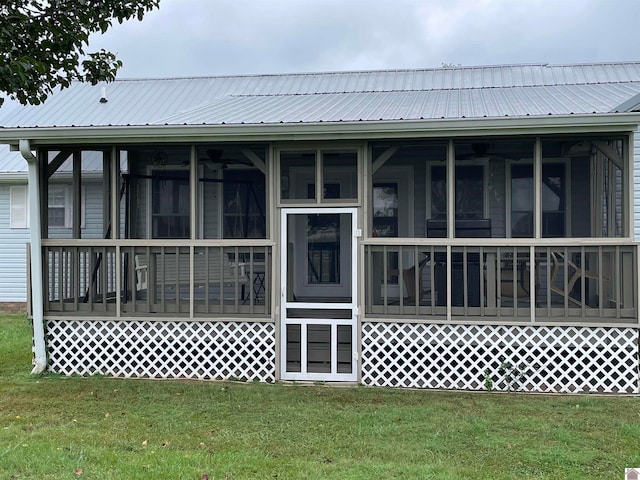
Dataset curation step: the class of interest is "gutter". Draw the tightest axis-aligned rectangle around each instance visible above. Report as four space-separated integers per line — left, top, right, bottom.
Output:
20 139 46 375
1 113 640 145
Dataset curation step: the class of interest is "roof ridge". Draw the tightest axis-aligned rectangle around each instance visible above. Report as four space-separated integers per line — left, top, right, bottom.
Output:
110 61 640 83
222 80 640 97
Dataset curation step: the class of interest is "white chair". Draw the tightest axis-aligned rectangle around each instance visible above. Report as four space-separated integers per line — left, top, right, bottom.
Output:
134 254 148 291
134 252 249 301
550 251 602 307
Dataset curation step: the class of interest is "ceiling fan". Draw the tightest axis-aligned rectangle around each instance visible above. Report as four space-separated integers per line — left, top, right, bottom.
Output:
458 143 508 161
199 149 253 170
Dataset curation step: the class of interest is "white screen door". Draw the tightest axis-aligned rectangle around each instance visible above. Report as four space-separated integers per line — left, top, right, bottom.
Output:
280 208 358 381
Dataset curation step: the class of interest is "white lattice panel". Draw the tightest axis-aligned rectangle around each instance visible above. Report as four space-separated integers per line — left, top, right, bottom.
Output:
47 320 275 382
362 322 639 393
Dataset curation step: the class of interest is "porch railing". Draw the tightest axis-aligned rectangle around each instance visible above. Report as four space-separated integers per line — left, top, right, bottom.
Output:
365 239 638 325
41 240 272 317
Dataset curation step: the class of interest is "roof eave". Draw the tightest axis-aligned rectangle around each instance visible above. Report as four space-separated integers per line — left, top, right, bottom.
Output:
1 113 639 145
0 171 27 181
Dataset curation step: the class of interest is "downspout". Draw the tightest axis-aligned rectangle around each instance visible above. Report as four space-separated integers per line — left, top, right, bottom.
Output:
20 139 46 374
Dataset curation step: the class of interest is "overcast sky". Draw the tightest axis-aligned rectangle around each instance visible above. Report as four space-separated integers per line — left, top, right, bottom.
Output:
89 0 640 78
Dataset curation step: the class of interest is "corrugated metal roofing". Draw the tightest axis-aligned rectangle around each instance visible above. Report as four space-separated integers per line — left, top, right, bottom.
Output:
0 146 26 174
0 146 107 176
1 61 640 128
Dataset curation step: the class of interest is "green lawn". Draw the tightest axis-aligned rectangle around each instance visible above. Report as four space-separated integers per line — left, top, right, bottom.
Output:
1 314 639 479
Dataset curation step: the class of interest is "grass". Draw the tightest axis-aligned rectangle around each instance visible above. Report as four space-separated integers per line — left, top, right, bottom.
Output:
1 314 639 479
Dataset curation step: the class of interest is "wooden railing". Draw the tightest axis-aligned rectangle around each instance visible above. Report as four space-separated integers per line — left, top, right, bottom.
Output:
365 239 638 325
41 240 272 317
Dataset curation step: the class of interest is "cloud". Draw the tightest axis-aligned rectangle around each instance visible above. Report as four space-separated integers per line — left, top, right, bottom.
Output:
87 0 640 78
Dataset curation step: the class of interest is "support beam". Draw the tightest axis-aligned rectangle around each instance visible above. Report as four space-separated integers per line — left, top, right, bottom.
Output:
447 140 455 238
372 146 398 174
103 151 111 238
625 133 633 238
242 148 266 175
111 148 120 240
72 150 81 239
47 150 72 178
19 139 46 374
534 137 542 239
593 140 623 170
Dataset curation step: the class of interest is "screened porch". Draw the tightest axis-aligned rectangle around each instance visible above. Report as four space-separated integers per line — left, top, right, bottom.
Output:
36 144 272 317
364 135 638 324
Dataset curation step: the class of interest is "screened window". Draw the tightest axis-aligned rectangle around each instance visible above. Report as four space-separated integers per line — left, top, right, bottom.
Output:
431 165 484 219
151 170 190 239
372 183 398 237
280 149 358 203
223 169 266 238
511 163 566 237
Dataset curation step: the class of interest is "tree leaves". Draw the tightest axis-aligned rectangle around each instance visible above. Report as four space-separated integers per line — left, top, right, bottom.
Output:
0 0 160 106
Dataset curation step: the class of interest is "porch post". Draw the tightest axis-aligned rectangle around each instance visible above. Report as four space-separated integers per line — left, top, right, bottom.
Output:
534 137 542 239
532 137 542 323
20 139 46 374
189 145 197 318
110 148 123 317
446 140 455 321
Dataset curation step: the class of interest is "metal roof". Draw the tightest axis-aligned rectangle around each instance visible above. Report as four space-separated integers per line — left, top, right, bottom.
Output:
0 146 26 175
0 146 108 176
1 61 640 129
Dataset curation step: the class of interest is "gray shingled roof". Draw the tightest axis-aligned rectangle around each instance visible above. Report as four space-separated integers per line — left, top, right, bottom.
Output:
1 62 640 129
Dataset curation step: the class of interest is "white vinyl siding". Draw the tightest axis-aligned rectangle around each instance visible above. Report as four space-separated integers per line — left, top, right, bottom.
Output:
633 129 640 240
0 184 29 302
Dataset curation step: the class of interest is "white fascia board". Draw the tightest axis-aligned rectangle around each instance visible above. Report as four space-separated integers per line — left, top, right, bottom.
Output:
0 171 28 182
1 113 640 145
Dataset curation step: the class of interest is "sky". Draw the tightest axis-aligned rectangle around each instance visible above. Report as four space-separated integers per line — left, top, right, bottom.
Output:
87 0 640 79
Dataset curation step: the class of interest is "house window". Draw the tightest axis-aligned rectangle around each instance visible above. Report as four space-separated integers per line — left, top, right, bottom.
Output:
511 163 566 237
281 152 315 200
47 184 84 229
10 185 28 229
431 165 484 219
280 149 358 203
48 185 67 228
322 151 357 201
151 170 190 239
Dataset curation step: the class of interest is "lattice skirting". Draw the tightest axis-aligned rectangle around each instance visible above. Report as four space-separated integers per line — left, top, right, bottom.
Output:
362 322 639 393
46 319 276 382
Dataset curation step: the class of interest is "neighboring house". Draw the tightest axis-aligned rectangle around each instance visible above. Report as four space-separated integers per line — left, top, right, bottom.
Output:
0 147 29 311
1 61 640 393
0 147 114 311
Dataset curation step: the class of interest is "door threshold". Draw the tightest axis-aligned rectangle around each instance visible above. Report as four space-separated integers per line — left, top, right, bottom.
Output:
280 380 360 387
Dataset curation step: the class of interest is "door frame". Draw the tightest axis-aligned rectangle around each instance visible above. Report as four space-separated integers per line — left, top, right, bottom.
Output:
280 207 358 381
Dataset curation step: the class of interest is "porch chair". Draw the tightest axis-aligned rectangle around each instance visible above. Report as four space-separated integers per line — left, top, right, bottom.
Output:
497 254 538 306
134 254 148 291
134 252 250 301
500 263 532 299
549 251 602 307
